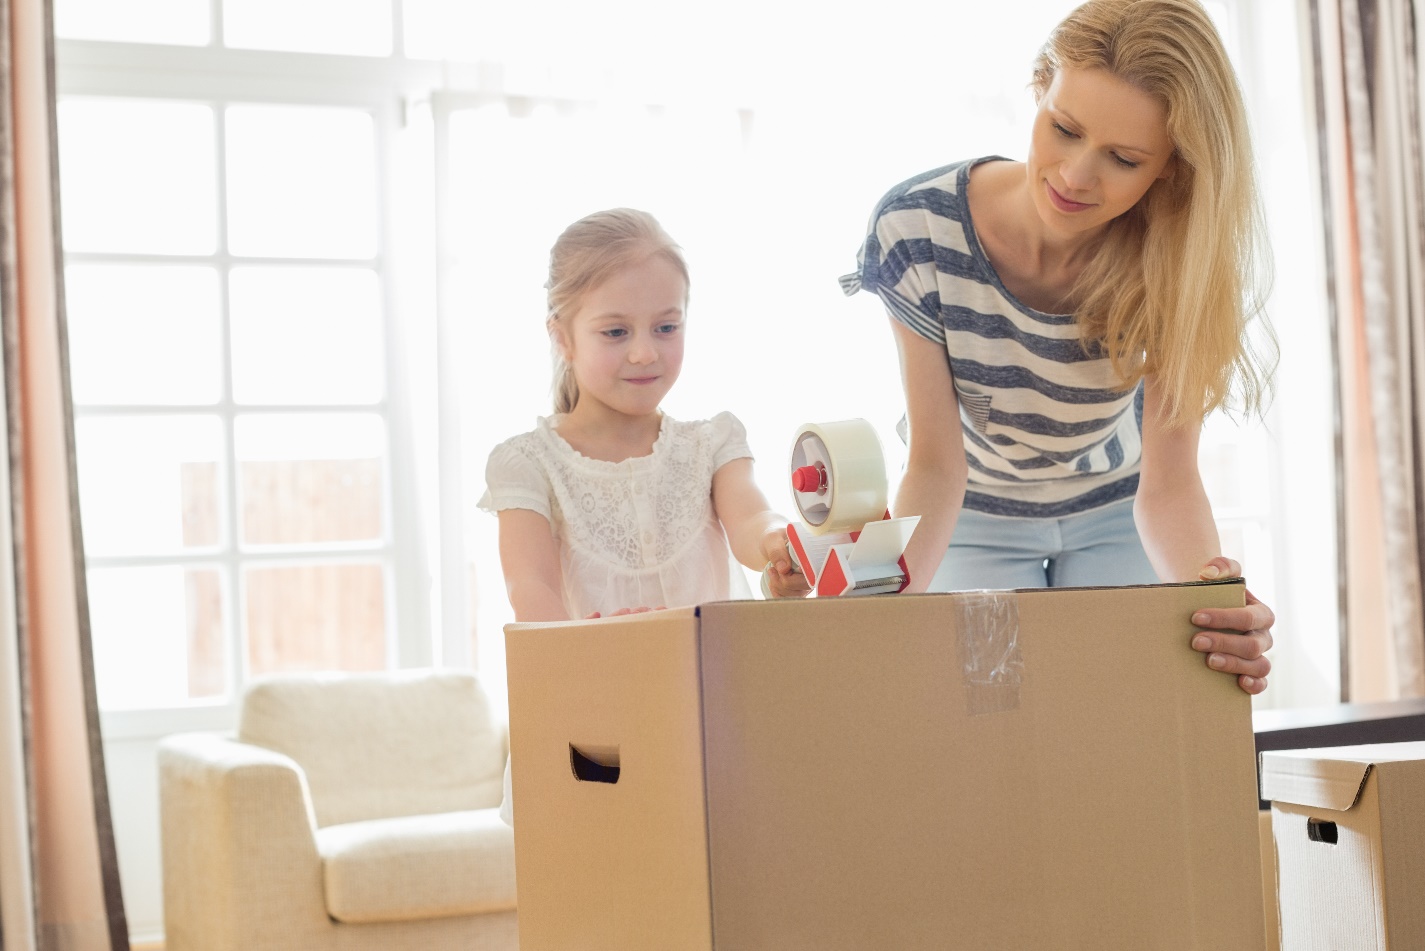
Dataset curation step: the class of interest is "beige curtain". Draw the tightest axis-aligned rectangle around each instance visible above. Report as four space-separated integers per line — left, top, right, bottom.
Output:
1310 0 1425 701
0 0 128 947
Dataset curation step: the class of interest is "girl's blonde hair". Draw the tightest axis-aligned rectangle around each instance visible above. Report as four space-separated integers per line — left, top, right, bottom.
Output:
545 208 690 414
1032 0 1276 426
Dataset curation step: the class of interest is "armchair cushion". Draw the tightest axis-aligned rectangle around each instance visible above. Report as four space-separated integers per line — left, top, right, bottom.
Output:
318 809 517 924
238 669 505 827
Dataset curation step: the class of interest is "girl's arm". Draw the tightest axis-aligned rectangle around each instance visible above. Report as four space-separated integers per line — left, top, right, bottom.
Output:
1135 374 1273 693
711 458 809 598
889 319 969 593
496 508 570 622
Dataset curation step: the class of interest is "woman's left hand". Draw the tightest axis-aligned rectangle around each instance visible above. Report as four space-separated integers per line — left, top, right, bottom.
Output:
1189 557 1274 695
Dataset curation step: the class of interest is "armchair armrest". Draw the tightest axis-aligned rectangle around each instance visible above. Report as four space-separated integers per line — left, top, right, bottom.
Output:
158 732 332 951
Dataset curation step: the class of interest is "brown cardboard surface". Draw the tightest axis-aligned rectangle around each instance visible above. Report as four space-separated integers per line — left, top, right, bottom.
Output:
1259 810 1280 951
507 582 1263 951
1262 742 1425 949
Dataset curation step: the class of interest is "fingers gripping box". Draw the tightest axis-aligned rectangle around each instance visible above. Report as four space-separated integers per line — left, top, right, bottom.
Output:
506 581 1264 951
1260 742 1425 950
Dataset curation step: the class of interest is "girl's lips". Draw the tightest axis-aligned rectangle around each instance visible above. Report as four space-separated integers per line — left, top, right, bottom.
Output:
1046 181 1095 213
623 376 660 385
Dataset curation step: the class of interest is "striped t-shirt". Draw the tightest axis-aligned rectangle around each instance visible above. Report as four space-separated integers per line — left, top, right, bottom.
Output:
843 156 1143 519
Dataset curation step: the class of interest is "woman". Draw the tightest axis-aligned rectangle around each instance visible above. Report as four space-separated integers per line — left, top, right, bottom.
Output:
843 0 1276 693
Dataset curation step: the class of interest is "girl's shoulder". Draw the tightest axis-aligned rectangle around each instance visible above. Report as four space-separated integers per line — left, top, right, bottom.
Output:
659 411 753 471
660 410 746 444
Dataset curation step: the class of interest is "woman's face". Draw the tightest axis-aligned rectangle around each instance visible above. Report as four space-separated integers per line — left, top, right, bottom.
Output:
1026 66 1176 238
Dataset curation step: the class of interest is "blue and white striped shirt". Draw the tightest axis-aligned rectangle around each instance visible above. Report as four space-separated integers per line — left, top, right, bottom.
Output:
843 157 1143 519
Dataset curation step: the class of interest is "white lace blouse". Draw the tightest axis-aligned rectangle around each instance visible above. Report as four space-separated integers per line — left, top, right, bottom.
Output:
478 411 754 618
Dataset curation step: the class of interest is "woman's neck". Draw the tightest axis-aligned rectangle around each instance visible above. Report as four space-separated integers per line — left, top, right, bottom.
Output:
555 402 664 463
971 161 1106 304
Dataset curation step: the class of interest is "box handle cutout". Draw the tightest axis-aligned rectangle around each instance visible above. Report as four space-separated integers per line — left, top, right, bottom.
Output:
569 744 620 784
1307 818 1338 844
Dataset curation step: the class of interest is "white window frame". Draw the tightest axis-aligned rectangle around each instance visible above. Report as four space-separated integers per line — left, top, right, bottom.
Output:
58 38 444 740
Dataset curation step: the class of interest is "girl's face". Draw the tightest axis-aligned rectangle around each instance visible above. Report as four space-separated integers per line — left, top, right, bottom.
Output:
1026 66 1176 238
556 253 687 420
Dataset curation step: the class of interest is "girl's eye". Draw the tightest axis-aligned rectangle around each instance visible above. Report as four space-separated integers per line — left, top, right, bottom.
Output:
1112 153 1141 170
656 323 682 335
601 328 627 339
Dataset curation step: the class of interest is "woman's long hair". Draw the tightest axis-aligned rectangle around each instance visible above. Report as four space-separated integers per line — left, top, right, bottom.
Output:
544 208 689 414
1032 0 1277 427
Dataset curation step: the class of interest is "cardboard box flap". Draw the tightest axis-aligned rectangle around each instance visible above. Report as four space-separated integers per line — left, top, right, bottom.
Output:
1259 749 1373 811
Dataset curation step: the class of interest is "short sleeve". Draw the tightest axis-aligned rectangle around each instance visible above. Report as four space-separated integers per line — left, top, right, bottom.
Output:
478 440 553 520
840 170 956 346
709 411 753 472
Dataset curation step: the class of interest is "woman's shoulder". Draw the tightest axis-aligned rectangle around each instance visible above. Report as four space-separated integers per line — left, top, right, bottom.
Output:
872 157 1006 213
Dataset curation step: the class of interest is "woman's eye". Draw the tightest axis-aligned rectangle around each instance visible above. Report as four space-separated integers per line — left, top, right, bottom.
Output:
1112 154 1141 169
1052 121 1076 138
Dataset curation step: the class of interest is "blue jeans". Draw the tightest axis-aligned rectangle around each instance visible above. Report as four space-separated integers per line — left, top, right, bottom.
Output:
927 498 1156 591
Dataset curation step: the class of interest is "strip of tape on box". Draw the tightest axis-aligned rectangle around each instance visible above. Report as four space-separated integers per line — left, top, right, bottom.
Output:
956 590 1024 715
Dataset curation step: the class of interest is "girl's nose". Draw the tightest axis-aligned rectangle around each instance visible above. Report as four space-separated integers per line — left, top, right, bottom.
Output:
628 336 657 364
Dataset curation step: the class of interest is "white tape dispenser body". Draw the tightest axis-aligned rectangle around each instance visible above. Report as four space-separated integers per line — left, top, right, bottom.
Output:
785 419 920 597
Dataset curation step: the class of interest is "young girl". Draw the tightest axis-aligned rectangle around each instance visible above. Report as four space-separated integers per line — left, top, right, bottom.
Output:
482 208 804 826
479 207 806 624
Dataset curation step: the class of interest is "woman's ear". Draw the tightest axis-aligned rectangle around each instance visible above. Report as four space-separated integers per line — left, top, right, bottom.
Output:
1157 151 1178 182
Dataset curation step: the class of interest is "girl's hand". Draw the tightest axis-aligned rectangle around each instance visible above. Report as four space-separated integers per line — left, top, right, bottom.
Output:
760 529 810 599
585 606 665 619
1190 557 1274 694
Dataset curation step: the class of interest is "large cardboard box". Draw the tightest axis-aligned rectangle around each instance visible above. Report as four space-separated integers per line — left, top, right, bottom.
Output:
506 581 1264 950
1260 741 1425 949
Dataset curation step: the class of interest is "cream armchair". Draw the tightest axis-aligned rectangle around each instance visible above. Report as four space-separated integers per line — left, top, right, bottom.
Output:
158 669 517 951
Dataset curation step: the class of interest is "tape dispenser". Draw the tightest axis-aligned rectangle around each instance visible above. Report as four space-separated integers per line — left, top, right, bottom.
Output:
783 419 920 597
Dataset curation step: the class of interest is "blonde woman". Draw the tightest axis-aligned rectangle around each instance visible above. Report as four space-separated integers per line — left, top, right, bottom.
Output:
843 0 1277 693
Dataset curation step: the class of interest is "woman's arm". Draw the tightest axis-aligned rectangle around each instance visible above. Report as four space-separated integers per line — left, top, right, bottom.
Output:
711 458 809 598
1133 375 1221 583
1135 375 1273 693
889 319 969 593
496 508 570 622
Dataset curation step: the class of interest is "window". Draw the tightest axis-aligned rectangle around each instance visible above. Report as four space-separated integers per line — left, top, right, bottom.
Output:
58 71 424 717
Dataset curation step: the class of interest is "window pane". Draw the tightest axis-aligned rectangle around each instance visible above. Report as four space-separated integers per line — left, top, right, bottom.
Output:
245 563 387 674
229 267 384 404
55 0 209 45
235 414 385 545
401 0 479 60
223 0 392 55
76 416 223 556
225 105 378 259
57 99 217 254
90 566 226 709
66 264 222 405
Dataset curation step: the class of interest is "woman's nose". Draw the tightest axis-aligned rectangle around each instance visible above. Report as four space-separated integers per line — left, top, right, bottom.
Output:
1061 153 1096 192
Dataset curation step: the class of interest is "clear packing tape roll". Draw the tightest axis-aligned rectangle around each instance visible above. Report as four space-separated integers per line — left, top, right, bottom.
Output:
781 419 919 597
789 419 890 535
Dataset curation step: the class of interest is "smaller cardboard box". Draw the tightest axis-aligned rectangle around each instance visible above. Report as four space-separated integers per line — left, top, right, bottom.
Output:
1260 741 1425 949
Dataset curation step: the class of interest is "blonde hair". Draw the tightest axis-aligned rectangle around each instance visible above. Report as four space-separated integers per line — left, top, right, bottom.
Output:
1032 0 1276 426
544 208 690 414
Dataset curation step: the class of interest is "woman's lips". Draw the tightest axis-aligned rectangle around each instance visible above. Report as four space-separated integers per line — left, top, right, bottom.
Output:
1046 181 1095 213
